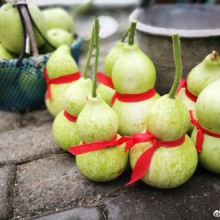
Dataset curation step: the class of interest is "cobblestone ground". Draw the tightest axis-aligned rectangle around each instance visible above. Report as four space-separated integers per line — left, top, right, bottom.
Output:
0 8 220 220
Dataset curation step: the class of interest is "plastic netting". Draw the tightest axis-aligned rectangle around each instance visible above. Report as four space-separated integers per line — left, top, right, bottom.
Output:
0 38 82 111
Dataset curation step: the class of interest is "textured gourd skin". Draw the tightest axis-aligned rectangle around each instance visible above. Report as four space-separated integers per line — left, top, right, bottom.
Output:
113 93 160 136
105 41 125 77
45 45 79 117
0 3 46 53
52 110 81 151
176 89 196 133
187 54 220 97
196 80 220 133
76 136 128 182
112 44 156 94
146 95 190 141
130 135 198 188
77 94 118 143
64 78 92 117
191 128 220 174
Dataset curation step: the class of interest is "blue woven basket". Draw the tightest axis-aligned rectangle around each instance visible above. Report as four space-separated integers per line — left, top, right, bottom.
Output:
0 37 83 112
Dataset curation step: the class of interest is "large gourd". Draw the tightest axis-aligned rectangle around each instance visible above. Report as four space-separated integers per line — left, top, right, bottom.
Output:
111 20 160 136
73 19 128 181
129 34 198 188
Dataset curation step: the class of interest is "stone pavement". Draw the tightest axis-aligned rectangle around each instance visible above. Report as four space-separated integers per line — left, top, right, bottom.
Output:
0 7 220 220
0 109 220 220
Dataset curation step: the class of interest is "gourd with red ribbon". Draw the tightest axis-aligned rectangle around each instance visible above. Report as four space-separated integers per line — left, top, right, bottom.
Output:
96 26 130 106
191 79 220 174
111 19 160 136
52 26 94 151
45 45 80 117
177 51 220 132
128 34 198 188
69 18 128 182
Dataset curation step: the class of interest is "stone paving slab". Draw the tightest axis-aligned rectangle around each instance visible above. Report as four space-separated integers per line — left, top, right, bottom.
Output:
0 111 21 133
20 110 53 128
35 207 101 220
0 165 16 220
13 154 129 219
0 123 63 166
104 168 220 220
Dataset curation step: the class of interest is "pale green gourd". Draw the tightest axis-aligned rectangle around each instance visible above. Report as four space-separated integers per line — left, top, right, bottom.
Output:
111 20 160 136
45 45 79 117
130 34 198 188
97 28 130 106
76 18 128 181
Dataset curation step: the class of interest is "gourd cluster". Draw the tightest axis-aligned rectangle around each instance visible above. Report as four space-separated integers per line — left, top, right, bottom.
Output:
45 18 220 189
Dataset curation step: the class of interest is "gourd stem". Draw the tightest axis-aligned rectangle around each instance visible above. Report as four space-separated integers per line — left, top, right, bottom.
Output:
169 34 182 99
92 18 100 98
121 26 130 43
128 19 137 45
83 26 95 79
211 51 219 61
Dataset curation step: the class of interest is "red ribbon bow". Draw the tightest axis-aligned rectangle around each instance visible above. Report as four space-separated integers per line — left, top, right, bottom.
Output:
176 79 197 102
64 110 77 122
97 72 114 89
189 110 220 152
69 134 118 155
111 88 156 105
116 131 185 186
44 68 81 100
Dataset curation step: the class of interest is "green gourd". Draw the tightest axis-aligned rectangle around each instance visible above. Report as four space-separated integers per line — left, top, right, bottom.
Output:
96 28 130 106
111 20 160 136
0 3 46 54
45 45 79 117
52 25 94 151
76 18 128 182
177 51 220 133
191 80 220 173
130 34 198 188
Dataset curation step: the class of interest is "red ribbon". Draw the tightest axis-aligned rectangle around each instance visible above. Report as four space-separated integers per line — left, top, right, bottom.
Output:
69 134 118 155
44 68 81 100
64 110 77 122
111 88 156 105
115 131 185 186
189 110 220 152
176 79 197 102
97 72 114 89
